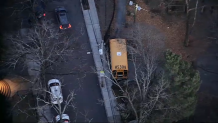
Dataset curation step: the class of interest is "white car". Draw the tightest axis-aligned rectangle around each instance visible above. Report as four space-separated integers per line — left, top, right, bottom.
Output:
55 114 70 123
48 79 63 104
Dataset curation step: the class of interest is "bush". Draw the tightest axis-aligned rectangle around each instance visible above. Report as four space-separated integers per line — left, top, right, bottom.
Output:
165 49 201 121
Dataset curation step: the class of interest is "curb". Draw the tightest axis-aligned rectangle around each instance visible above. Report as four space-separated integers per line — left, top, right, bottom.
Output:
80 0 121 123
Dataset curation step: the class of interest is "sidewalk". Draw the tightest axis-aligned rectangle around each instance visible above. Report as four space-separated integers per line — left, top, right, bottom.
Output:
80 0 121 123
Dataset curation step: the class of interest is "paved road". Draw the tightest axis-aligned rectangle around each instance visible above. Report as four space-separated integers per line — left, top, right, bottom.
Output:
196 0 218 96
45 0 107 122
114 0 126 37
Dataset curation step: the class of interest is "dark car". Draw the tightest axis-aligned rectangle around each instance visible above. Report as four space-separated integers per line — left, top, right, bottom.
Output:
32 0 46 19
55 7 71 30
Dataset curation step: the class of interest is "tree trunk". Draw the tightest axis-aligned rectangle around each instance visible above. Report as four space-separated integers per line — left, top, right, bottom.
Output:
184 12 190 47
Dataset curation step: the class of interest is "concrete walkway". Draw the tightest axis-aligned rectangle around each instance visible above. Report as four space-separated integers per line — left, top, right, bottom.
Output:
80 0 121 123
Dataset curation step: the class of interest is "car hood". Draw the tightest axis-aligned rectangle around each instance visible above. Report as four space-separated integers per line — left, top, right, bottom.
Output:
56 114 70 122
50 86 62 98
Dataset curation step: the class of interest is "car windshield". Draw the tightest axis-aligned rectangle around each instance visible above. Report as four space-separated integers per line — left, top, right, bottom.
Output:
50 82 59 87
63 119 69 123
35 10 44 16
59 10 66 13
62 24 69 28
57 119 69 123
59 13 65 16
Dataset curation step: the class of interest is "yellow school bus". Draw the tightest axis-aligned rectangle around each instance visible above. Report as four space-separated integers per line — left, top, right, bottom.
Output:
109 39 128 80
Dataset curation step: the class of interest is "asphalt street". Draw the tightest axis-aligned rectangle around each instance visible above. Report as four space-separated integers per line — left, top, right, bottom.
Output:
45 0 107 122
114 0 126 37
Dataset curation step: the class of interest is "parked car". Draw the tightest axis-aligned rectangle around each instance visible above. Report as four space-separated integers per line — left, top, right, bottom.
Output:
31 0 46 19
48 79 63 104
55 7 71 30
55 114 70 123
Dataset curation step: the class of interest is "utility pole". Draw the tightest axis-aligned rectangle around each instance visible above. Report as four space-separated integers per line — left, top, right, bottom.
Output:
129 1 143 23
134 4 139 23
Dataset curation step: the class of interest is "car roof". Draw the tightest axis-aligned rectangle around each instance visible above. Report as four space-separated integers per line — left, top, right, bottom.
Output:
56 114 70 121
35 6 44 12
56 7 66 11
58 12 69 25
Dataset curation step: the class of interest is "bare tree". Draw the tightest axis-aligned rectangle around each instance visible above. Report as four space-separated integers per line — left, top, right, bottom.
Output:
184 0 199 47
101 23 182 123
207 10 218 42
11 86 94 123
183 0 218 47
4 2 87 122
11 87 76 123
10 0 44 27
3 20 74 88
36 89 76 123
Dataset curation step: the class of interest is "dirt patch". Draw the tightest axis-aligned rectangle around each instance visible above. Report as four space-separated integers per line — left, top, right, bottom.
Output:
124 0 211 62
96 0 218 122
125 1 218 122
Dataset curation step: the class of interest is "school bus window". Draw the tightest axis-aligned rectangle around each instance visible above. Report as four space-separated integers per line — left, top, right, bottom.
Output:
124 70 127 76
117 72 123 77
113 70 116 77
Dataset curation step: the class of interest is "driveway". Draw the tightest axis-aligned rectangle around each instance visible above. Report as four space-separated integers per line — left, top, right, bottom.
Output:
45 0 107 122
194 39 218 122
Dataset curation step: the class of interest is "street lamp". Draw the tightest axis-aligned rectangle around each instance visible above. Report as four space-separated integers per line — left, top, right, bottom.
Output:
0 80 11 97
129 1 143 23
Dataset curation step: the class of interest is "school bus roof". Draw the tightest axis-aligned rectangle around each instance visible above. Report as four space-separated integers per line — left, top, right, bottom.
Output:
110 39 128 71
